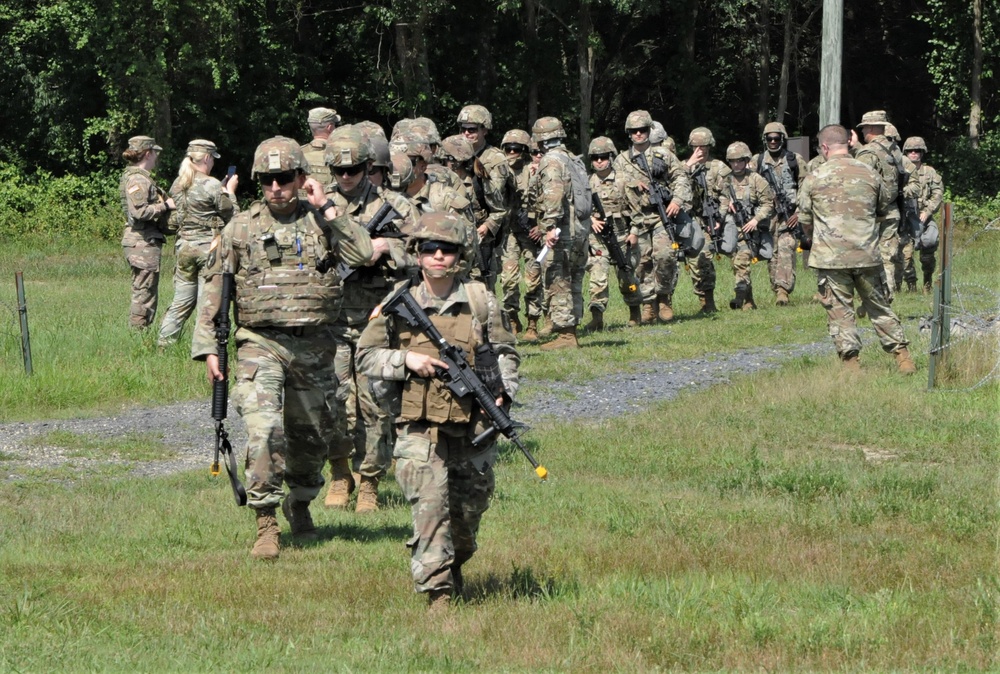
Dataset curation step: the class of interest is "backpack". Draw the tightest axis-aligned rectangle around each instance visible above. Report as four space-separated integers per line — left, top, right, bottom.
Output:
550 150 592 225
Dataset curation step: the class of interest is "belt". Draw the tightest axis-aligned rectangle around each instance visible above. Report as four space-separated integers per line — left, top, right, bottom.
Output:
264 325 324 337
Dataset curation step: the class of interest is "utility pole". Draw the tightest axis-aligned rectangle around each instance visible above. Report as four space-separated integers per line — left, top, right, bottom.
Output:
819 0 843 127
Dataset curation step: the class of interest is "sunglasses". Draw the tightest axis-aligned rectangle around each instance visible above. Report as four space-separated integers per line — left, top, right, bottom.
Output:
530 149 544 156
417 241 461 255
628 127 650 135
258 171 298 186
503 144 528 154
460 125 481 134
590 153 612 161
765 135 783 142
333 164 366 177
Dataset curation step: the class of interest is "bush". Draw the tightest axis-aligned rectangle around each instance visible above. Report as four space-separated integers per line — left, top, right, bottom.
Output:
936 131 1000 202
0 163 122 241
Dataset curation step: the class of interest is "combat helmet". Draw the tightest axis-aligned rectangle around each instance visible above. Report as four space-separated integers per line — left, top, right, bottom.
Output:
902 136 927 153
456 105 493 130
726 141 753 161
389 131 433 163
688 127 715 147
387 151 415 190
625 110 654 131
531 117 566 144
252 136 308 178
649 121 667 145
353 120 386 142
588 136 617 157
369 136 390 168
391 118 414 141
502 129 532 148
324 127 370 168
440 135 476 162
762 122 788 140
884 124 901 143
407 212 474 277
412 117 442 145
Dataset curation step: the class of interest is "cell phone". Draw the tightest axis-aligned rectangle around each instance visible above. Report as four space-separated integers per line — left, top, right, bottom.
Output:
224 165 236 184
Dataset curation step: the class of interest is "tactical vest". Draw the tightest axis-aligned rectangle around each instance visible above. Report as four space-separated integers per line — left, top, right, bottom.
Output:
397 307 477 424
234 203 343 327
860 139 900 203
301 139 333 186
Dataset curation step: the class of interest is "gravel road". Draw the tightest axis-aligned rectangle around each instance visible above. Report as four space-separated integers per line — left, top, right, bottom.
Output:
0 341 832 481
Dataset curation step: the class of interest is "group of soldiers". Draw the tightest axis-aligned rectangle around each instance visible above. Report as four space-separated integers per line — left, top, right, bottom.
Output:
117 102 940 608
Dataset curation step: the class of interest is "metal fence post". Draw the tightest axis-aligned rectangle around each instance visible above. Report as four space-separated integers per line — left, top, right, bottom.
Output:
927 203 953 389
15 271 33 376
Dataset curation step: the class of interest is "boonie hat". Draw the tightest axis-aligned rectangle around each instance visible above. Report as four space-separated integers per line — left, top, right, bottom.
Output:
857 110 889 128
308 107 341 125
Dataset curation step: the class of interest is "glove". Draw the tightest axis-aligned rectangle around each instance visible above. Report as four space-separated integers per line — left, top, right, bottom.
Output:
651 156 667 179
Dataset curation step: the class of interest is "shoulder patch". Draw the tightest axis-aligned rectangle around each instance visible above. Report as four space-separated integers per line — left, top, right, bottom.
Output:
369 304 382 320
128 185 142 194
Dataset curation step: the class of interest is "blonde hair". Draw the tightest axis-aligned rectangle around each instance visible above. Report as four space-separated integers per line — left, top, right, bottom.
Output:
174 150 211 192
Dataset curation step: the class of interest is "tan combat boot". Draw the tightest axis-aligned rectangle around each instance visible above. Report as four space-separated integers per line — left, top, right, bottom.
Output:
538 316 553 338
583 308 604 332
775 287 790 306
508 314 523 335
700 291 717 314
324 458 355 509
282 497 318 542
355 476 380 513
251 507 280 560
842 353 861 371
894 347 917 375
540 326 579 351
657 296 674 322
627 305 642 327
640 302 657 324
522 318 539 342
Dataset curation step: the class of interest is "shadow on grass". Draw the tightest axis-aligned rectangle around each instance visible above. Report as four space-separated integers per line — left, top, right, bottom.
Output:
286 521 411 547
462 564 567 604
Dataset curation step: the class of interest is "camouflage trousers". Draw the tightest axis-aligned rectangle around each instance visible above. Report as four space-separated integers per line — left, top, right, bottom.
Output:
231 326 346 509
731 239 761 287
897 234 937 288
395 422 495 594
122 238 162 329
542 234 587 329
157 236 212 346
500 231 543 320
816 267 909 359
586 231 641 311
682 246 716 297
333 325 394 478
635 225 679 303
768 229 797 294
878 216 900 301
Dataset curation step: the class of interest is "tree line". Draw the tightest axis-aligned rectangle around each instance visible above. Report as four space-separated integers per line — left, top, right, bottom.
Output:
0 0 995 199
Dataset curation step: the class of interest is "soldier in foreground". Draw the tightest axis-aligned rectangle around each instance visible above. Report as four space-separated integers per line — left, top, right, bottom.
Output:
192 137 374 559
356 212 519 610
798 125 916 374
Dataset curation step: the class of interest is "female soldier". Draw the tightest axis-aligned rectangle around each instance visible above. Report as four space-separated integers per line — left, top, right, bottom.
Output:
120 135 175 330
157 140 239 346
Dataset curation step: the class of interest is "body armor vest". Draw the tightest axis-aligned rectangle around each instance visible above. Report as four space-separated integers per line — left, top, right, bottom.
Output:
301 139 333 186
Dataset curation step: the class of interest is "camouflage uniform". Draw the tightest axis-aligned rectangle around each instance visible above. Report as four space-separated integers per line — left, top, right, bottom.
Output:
724 142 774 309
614 112 693 317
158 143 239 346
300 107 341 186
750 143 806 301
799 154 910 361
120 136 171 329
686 148 731 309
191 138 374 516
588 163 639 312
356 214 519 599
898 138 943 291
499 131 543 328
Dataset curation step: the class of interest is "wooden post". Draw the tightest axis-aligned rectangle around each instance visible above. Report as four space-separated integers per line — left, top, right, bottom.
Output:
819 0 843 127
15 272 32 376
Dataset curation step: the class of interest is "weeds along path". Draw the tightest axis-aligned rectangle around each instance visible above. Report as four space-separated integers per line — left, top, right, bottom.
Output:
0 341 831 481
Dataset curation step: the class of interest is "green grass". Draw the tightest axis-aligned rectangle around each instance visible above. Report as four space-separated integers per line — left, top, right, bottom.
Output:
24 430 177 461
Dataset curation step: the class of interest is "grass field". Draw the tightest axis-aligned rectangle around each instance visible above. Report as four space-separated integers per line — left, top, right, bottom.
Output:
0 218 997 671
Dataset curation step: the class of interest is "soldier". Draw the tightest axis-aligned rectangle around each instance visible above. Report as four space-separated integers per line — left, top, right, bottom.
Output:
901 136 944 293
587 136 640 329
751 121 806 306
300 107 341 186
498 129 543 337
323 127 415 513
613 110 694 323
528 116 588 349
157 140 240 347
684 127 731 313
456 105 513 290
192 136 374 559
723 141 774 310
120 135 176 330
799 125 916 373
356 212 520 610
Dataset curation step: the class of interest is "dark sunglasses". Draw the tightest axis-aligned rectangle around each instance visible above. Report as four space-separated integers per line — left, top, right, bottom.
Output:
460 125 480 134
417 241 461 255
503 144 528 154
530 149 544 156
333 163 366 177
258 170 297 186
765 134 783 142
628 127 650 135
590 153 612 161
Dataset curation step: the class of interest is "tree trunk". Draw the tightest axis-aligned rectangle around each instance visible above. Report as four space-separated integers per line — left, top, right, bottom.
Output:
523 0 539 126
776 3 792 124
757 0 771 129
969 0 982 148
394 5 433 115
577 0 594 152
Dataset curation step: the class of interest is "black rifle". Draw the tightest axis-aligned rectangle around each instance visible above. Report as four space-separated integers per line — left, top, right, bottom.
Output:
759 162 811 250
901 196 925 244
591 193 638 293
693 168 725 255
631 151 685 262
728 184 764 263
335 202 405 281
210 272 247 506
380 283 548 480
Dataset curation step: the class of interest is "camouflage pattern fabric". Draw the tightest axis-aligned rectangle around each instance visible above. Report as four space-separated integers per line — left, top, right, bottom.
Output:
157 238 206 345
725 171 774 288
816 268 909 358
588 170 640 309
750 149 805 295
120 166 170 328
300 138 333 186
333 325 393 478
500 159 543 321
356 279 519 594
853 136 904 298
899 163 944 287
531 144 587 328
613 144 692 304
685 159 731 295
